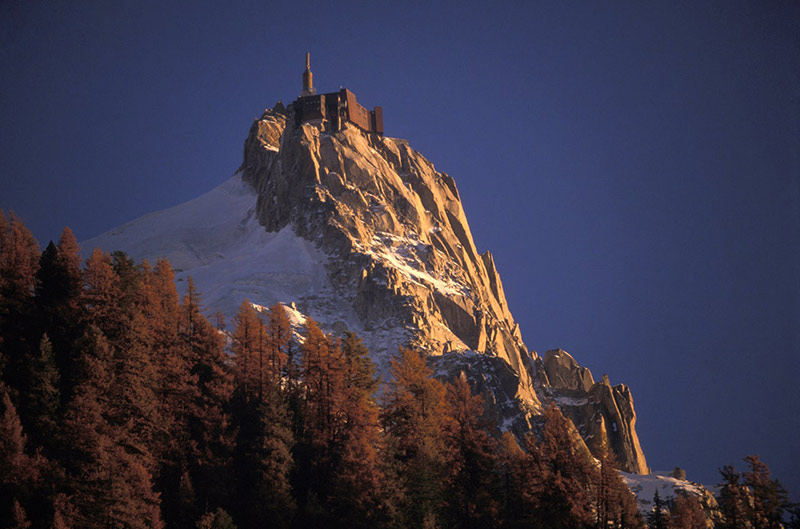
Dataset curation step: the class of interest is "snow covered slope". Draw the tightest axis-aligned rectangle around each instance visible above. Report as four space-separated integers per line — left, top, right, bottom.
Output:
623 471 720 522
83 173 351 326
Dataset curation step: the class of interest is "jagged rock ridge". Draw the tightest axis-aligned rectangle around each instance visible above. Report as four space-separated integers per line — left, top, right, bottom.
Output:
85 103 648 474
540 349 647 474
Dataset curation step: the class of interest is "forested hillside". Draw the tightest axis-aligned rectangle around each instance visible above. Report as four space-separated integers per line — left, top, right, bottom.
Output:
1 212 793 529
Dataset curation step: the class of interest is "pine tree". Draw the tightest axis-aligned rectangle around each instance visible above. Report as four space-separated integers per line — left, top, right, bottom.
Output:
718 465 747 529
647 490 668 529
232 381 295 529
34 228 85 403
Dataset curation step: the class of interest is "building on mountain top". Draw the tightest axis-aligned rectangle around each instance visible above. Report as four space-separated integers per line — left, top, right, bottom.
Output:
292 53 384 135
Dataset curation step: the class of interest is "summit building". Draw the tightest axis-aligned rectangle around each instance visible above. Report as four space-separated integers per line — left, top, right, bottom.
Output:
292 53 384 135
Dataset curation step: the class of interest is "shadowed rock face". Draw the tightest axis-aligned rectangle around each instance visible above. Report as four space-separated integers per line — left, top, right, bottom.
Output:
238 106 648 473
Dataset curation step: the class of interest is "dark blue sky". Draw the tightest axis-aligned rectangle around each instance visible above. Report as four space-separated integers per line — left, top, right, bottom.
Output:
2 1 798 497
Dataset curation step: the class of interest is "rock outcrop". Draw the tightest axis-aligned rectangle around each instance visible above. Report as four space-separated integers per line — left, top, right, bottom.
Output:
541 350 648 474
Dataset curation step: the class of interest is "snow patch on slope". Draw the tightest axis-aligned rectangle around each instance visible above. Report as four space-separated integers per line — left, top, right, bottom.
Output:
83 174 341 322
622 471 708 516
358 231 468 297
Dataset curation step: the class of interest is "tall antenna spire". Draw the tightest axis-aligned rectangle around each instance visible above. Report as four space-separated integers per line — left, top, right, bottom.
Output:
302 52 315 96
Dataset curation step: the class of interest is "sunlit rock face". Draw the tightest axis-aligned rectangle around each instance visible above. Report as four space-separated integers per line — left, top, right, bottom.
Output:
87 103 648 473
238 106 648 472
243 109 530 369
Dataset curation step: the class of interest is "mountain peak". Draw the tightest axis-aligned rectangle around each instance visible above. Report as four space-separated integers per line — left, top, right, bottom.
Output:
84 101 648 474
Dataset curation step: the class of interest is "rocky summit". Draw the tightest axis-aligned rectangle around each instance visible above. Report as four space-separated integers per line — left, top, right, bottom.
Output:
85 103 649 474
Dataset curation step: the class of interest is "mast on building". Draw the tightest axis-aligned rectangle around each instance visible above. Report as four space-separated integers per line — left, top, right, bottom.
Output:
301 52 315 96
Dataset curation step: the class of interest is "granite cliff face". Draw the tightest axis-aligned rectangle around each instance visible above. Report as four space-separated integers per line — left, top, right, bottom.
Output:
85 103 648 473
236 105 648 473
541 349 648 474
242 109 528 368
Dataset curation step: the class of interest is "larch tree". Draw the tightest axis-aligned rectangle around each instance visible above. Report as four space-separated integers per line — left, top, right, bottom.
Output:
496 430 526 527
668 494 706 529
266 303 291 382
0 212 40 401
595 436 644 529
83 248 126 342
10 498 31 529
718 465 748 529
520 405 597 529
381 347 450 529
293 318 346 526
21 333 60 450
0 385 39 528
442 375 500 529
196 507 237 529
51 493 78 529
743 454 789 529
328 332 389 529
231 300 264 399
60 326 164 529
179 277 234 519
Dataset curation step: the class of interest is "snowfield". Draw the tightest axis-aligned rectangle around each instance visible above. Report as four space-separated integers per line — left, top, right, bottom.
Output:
81 173 410 370
622 470 710 515
83 174 338 321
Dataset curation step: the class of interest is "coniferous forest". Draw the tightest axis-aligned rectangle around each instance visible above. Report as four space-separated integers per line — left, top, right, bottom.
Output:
1 212 796 529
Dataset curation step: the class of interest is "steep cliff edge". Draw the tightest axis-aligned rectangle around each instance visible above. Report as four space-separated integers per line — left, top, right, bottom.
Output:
85 104 648 473
541 349 648 474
